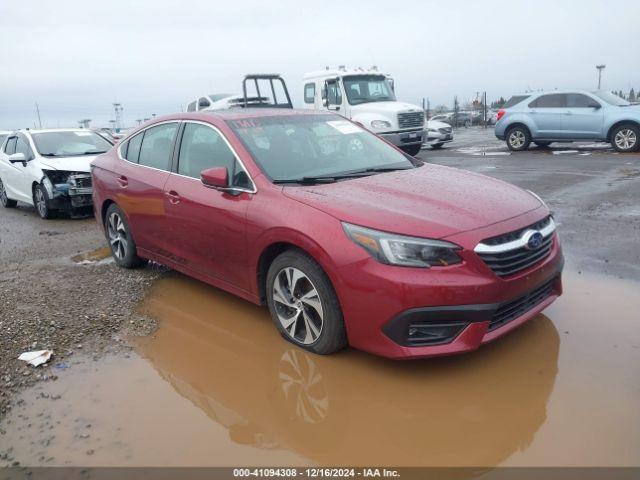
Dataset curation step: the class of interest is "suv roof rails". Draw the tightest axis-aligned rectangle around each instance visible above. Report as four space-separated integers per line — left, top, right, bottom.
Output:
242 74 293 109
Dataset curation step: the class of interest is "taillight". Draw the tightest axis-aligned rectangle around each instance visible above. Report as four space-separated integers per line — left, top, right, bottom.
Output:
497 109 505 122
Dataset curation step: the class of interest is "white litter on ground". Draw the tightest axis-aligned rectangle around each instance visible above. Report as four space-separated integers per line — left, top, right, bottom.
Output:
552 150 580 155
18 350 53 367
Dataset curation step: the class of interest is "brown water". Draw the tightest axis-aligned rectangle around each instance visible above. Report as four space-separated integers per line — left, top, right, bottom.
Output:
1 271 639 467
71 247 112 264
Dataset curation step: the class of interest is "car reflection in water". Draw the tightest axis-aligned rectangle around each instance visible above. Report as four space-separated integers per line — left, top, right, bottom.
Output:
136 273 559 467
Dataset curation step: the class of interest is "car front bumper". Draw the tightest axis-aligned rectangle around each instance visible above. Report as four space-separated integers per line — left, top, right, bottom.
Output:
379 129 424 147
423 131 454 146
333 211 564 359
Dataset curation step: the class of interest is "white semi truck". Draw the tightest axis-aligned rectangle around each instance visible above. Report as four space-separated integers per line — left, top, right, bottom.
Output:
302 66 425 155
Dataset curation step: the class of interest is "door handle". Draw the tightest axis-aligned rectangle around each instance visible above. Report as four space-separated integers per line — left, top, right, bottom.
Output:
116 175 128 187
166 190 181 205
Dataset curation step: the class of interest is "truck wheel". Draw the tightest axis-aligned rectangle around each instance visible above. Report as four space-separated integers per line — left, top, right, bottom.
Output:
430 143 444 149
266 249 347 355
402 144 422 156
0 178 17 208
506 126 531 151
611 124 639 152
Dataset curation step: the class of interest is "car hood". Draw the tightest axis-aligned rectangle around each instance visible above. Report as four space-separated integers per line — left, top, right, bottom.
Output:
283 164 543 239
350 101 423 116
38 155 96 172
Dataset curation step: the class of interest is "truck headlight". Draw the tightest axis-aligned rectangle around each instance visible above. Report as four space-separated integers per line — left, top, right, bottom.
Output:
342 223 462 268
370 120 392 130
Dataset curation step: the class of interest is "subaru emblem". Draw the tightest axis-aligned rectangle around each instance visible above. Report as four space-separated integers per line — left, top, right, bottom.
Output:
523 230 544 250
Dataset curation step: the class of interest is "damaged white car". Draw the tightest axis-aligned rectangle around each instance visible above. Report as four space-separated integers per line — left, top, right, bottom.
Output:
0 129 113 218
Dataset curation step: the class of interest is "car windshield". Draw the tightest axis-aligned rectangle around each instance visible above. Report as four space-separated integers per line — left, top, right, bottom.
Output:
32 131 113 157
591 90 631 106
0 134 8 146
227 114 416 183
342 75 396 105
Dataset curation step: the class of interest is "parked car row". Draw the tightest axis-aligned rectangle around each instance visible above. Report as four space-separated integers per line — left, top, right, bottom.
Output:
495 90 640 152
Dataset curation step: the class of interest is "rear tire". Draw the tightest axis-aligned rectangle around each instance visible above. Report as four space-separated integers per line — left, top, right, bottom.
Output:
0 178 17 208
33 184 53 219
401 144 422 156
506 126 531 151
266 249 347 355
104 203 145 268
611 124 640 152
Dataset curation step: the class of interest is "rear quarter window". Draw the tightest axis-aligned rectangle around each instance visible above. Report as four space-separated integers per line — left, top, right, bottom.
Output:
504 95 530 108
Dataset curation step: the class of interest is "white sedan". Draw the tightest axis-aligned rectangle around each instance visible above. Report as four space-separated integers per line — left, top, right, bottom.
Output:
0 129 113 218
423 119 454 149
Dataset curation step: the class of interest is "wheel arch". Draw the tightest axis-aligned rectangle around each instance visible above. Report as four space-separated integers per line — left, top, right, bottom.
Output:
254 232 341 307
505 122 532 137
606 120 640 143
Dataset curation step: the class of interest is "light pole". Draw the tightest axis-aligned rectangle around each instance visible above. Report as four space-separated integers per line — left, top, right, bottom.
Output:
596 65 606 89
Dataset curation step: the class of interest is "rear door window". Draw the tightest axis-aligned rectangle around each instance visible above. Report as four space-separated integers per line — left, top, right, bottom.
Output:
529 94 566 108
138 123 178 171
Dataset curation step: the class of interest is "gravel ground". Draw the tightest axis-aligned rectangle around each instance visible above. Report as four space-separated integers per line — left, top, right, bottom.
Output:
0 207 166 422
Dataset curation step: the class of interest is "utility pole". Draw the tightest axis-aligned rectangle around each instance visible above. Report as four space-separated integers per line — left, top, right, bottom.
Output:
35 103 42 128
113 103 123 132
596 64 606 89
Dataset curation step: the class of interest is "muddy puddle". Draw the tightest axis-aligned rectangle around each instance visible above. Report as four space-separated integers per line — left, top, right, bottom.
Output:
71 247 112 265
1 271 639 467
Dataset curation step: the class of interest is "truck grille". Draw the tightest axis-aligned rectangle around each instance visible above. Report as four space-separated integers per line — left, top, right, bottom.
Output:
475 216 555 277
489 278 556 331
398 111 424 129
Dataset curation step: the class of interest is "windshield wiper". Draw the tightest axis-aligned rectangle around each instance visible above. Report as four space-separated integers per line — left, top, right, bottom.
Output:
273 176 338 184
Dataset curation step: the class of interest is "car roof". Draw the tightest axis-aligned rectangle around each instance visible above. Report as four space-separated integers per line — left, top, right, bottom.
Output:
18 128 95 134
150 108 336 124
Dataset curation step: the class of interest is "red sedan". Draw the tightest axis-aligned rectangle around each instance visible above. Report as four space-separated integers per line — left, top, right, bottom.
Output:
91 109 563 359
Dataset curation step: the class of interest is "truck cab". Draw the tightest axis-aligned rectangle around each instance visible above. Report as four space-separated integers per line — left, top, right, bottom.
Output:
302 66 425 155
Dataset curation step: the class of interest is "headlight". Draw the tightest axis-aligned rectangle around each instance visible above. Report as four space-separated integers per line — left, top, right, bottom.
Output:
370 120 392 130
342 223 462 268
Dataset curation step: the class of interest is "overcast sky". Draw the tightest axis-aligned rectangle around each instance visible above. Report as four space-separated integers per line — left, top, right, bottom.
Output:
1 0 638 130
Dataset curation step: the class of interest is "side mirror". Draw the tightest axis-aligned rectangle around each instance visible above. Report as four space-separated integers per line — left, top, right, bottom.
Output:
8 153 26 164
201 167 228 189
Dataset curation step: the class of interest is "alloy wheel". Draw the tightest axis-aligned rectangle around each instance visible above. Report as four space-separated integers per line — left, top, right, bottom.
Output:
0 180 7 205
107 212 128 260
614 129 637 151
509 130 526 149
272 267 324 345
35 187 47 217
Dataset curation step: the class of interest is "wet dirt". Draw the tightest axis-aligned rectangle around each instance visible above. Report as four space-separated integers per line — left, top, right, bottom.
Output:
1 270 639 467
70 247 112 264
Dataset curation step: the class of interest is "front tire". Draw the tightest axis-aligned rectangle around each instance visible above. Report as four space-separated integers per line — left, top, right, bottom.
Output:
430 143 444 149
611 124 639 152
33 184 53 219
506 126 531 151
401 144 422 156
0 178 17 208
266 250 347 355
105 203 145 268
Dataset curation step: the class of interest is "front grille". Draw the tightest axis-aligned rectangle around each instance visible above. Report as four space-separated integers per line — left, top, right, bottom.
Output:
398 111 424 129
438 127 452 134
489 278 556 331
482 216 551 246
476 216 554 277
